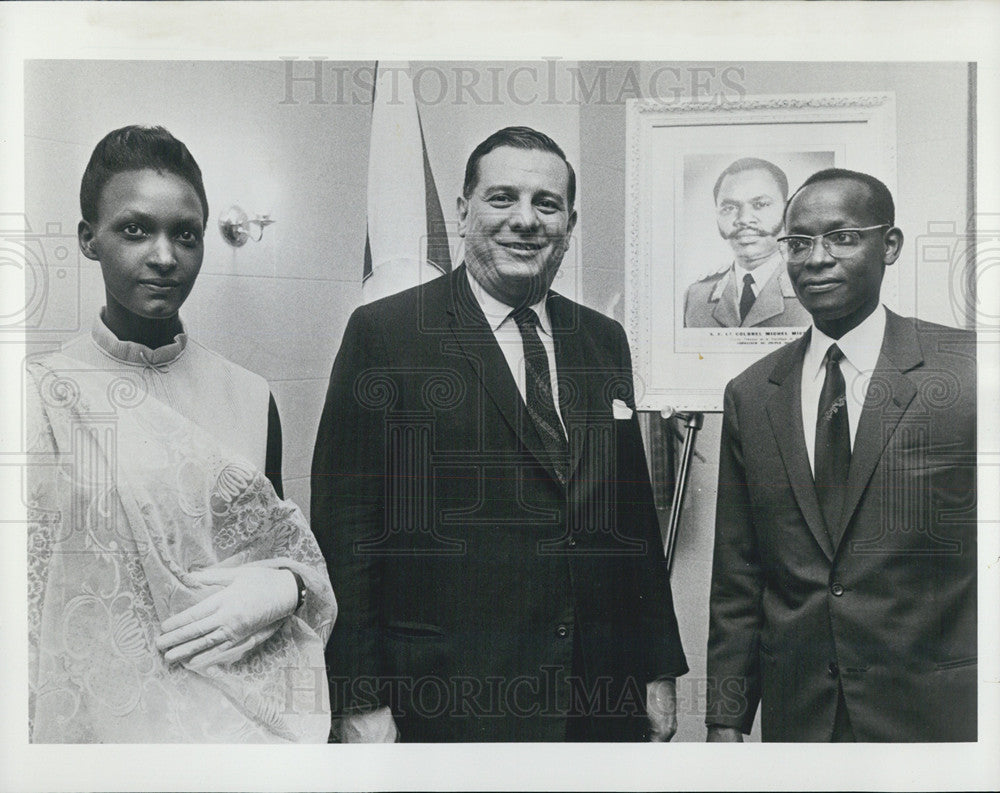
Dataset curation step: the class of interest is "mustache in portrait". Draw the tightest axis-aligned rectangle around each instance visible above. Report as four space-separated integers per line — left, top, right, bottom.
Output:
720 221 783 241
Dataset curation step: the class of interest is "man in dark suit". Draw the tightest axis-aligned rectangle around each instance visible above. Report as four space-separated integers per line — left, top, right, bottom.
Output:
706 168 976 742
312 127 687 742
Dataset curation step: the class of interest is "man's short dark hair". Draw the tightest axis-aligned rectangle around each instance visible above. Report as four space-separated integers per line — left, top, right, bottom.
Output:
80 125 209 225
713 158 789 203
785 168 895 226
462 126 576 211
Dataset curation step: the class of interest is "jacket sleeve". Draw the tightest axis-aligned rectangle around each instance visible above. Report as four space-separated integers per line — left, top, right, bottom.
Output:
706 381 763 733
614 323 688 682
310 305 389 715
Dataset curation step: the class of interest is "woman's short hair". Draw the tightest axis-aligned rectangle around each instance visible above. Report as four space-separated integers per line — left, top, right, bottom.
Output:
80 125 208 224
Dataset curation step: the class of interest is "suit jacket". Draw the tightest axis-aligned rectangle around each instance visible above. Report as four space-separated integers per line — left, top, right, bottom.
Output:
706 310 976 741
684 263 811 328
311 265 687 742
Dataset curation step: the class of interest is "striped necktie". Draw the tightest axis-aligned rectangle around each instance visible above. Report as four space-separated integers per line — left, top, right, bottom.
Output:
510 306 568 484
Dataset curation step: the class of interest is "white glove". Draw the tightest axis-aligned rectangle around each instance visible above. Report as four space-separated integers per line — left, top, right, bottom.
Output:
155 566 299 669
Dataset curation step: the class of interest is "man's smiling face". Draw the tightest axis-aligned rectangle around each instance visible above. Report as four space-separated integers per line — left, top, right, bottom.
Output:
459 145 577 307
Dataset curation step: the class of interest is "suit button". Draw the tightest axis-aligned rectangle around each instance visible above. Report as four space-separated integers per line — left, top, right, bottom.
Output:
828 662 839 678
556 625 568 638
831 583 845 597
568 536 577 548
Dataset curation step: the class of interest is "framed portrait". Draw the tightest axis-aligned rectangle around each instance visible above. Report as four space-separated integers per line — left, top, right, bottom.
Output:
625 92 900 412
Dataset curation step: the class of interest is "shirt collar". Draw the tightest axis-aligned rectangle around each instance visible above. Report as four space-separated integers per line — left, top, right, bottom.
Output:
805 304 887 380
733 249 782 290
466 267 552 336
91 310 189 367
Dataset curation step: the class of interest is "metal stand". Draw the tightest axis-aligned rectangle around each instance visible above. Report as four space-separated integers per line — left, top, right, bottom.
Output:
662 410 704 572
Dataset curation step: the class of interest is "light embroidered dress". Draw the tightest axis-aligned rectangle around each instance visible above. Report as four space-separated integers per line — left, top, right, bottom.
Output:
26 318 336 743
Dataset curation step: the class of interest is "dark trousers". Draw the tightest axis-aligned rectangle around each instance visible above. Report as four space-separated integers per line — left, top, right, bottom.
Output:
564 631 647 742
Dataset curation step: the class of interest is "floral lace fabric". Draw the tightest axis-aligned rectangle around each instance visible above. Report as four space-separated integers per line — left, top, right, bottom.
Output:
26 352 336 743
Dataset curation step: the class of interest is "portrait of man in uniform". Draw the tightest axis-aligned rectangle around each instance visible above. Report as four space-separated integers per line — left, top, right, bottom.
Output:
683 157 811 328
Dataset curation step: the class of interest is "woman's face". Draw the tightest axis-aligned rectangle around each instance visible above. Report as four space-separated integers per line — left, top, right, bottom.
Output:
79 168 205 324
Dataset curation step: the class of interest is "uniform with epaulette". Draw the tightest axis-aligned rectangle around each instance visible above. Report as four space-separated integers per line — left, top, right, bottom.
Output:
683 258 811 328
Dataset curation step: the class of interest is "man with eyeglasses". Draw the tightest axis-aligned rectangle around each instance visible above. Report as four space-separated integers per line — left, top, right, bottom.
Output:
683 157 810 328
706 168 976 742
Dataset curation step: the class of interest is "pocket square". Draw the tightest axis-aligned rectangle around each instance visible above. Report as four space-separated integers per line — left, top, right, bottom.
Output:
612 398 634 420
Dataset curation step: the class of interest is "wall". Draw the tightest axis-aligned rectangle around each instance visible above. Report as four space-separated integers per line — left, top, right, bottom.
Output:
25 59 971 742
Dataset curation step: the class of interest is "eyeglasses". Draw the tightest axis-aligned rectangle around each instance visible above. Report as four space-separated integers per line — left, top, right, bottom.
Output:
777 224 890 263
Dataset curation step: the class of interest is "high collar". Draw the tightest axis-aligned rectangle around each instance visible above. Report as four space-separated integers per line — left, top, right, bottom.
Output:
733 249 782 290
90 311 189 368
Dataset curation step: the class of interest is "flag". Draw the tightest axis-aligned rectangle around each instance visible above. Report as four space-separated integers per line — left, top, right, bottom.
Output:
363 61 452 303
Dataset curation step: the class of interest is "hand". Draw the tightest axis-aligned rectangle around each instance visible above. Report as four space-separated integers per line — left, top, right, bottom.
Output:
155 566 299 669
706 725 744 742
646 678 678 742
338 706 399 743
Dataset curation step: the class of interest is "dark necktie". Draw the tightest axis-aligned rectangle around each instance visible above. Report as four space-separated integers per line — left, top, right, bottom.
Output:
510 306 569 483
739 273 756 323
814 343 851 540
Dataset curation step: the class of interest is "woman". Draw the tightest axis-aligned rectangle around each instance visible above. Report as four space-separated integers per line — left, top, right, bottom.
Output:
26 126 336 742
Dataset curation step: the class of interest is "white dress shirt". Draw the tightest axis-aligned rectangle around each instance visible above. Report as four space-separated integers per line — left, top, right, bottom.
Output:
800 304 887 474
466 269 566 436
732 250 781 312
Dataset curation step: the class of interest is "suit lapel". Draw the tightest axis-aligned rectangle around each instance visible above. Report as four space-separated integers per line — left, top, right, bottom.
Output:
832 311 921 550
743 269 786 327
444 266 561 484
711 271 741 327
548 294 594 481
765 330 835 560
